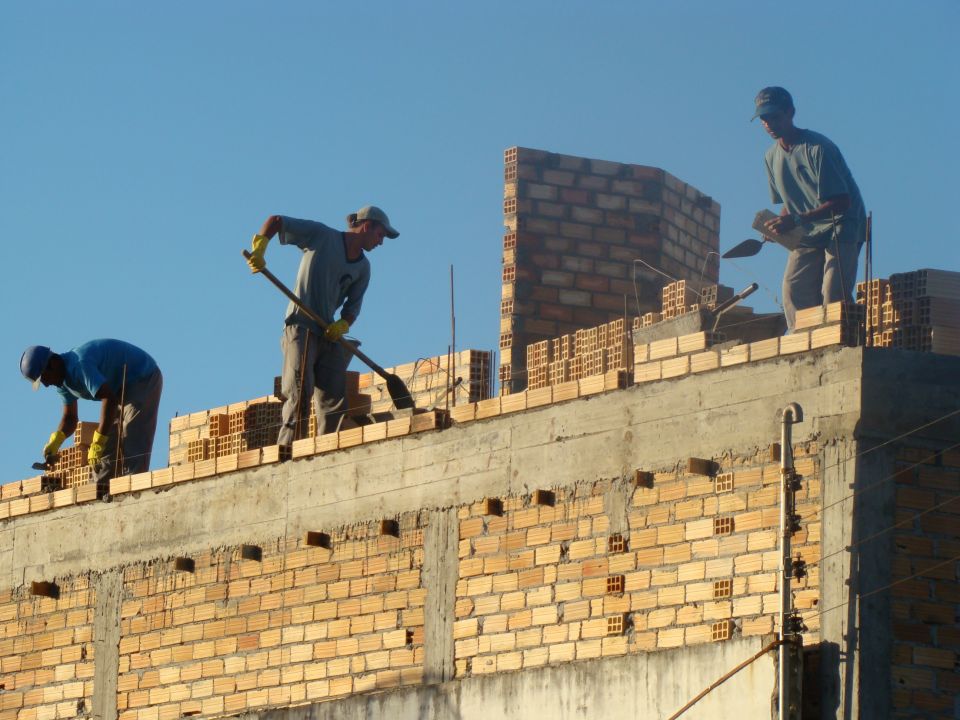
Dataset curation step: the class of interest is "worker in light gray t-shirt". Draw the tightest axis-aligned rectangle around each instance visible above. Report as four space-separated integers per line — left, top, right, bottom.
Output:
247 206 399 446
752 86 866 331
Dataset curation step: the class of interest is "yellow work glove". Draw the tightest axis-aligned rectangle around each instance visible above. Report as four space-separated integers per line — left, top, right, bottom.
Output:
88 431 109 465
247 234 271 273
42 430 67 463
324 318 350 342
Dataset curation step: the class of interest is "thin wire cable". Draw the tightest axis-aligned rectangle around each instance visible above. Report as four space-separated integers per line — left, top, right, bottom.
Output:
806 414 960 521
801 551 960 628
807 490 960 573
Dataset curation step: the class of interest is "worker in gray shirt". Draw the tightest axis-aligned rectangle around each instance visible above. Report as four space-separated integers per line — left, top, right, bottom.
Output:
753 86 866 331
247 206 399 447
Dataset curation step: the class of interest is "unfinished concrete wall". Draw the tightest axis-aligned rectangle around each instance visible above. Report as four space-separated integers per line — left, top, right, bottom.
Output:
2 348 959 720
499 147 720 393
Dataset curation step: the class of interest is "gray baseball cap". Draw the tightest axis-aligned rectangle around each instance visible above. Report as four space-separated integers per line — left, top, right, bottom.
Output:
751 86 794 120
347 205 399 239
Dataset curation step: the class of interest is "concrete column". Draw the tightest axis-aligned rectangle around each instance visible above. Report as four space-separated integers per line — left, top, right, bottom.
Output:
819 439 861 720
92 569 123 720
422 507 459 684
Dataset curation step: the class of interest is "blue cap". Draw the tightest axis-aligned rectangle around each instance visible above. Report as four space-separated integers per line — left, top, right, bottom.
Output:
752 86 794 121
20 345 52 390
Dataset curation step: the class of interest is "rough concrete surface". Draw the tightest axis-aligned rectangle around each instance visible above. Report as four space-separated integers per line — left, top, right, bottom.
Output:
244 638 774 720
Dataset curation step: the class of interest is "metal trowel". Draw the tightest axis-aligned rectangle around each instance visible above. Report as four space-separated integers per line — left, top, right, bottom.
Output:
722 238 771 259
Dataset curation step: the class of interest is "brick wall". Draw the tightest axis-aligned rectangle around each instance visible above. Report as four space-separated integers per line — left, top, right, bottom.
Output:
499 146 721 393
114 518 425 720
453 447 820 677
4 434 959 716
889 445 960 717
0 578 95 720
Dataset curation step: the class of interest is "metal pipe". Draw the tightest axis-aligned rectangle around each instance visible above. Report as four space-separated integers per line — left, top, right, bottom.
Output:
779 402 802 719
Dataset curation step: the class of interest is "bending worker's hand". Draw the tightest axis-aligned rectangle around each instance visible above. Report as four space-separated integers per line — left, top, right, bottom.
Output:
247 234 271 273
325 318 350 342
42 430 67 464
88 431 109 465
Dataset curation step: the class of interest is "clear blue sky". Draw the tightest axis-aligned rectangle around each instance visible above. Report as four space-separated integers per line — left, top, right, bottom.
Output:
3 1 957 484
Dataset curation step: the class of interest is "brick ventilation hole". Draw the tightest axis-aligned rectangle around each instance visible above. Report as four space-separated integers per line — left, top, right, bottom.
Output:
711 620 733 641
240 545 262 562
503 233 517 250
713 579 732 599
713 517 734 536
714 472 734 493
500 299 514 317
504 165 517 182
687 457 718 476
483 498 503 517
405 630 415 646
30 581 59 598
607 534 627 554
533 489 555 507
380 520 400 538
499 332 512 350
633 470 654 488
606 575 625 594
606 615 625 636
502 265 516 283
504 147 517 163
769 443 782 461
304 531 331 549
503 198 517 215
174 557 195 573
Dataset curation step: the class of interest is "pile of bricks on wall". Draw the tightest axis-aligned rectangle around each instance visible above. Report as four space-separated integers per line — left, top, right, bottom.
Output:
633 301 862 383
636 279 736 327
170 373 373 468
0 578 96 720
889 444 960 717
856 269 960 354
358 349 494 413
37 422 97 489
452 447 821 676
115 519 425 719
499 146 721 394
526 319 631 390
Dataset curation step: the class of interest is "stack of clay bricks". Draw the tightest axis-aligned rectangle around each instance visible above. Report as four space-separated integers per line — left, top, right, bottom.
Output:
499 146 720 394
526 319 631 392
42 421 98 488
856 269 960 355
183 400 283 463
632 281 736 331
660 279 700 320
172 397 282 467
358 349 494 413
171 373 377 467
793 302 867 348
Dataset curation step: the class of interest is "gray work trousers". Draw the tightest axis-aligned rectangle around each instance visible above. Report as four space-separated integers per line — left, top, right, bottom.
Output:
782 241 862 332
278 324 349 446
94 368 163 488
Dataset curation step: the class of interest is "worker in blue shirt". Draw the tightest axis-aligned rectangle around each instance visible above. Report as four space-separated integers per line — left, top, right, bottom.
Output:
20 339 163 498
